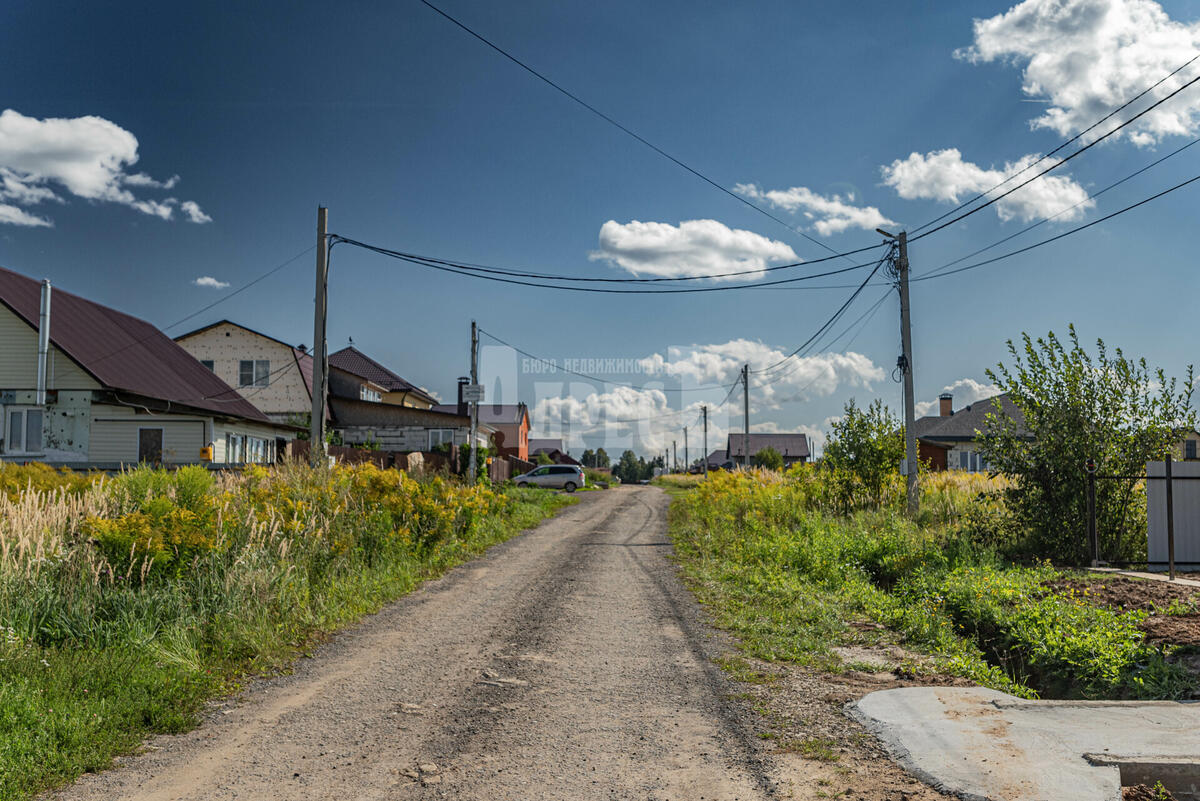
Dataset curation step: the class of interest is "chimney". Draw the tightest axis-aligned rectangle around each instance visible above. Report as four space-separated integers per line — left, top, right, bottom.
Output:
297 344 308 354
939 392 953 417
36 280 51 406
457 376 469 417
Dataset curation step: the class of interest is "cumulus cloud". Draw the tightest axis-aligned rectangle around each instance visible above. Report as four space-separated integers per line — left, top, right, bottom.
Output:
589 219 797 281
0 109 210 225
733 183 897 236
881 148 1093 222
0 204 51 227
914 377 1000 417
957 0 1200 146
193 276 230 289
180 200 212 224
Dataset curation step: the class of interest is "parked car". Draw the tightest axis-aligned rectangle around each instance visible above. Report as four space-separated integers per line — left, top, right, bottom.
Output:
514 464 586 492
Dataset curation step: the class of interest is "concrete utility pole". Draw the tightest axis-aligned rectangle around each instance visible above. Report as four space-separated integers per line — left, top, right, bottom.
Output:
684 426 688 473
310 207 329 466
878 228 919 514
469 320 479 483
742 364 750 468
672 440 677 472
702 405 709 477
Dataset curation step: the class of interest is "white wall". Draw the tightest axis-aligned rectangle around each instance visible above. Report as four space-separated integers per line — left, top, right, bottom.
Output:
176 323 310 421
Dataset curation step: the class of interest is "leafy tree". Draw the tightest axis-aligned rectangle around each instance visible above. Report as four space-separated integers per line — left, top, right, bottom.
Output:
536 452 553 465
823 399 904 510
980 326 1194 564
580 449 596 468
751 446 784 470
595 447 610 468
613 449 641 483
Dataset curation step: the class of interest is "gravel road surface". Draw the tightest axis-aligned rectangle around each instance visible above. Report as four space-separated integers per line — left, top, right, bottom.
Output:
50 486 783 801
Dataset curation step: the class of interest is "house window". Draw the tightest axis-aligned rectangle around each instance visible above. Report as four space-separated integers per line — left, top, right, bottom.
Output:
238 360 270 387
1187 440 1197 460
4 407 43 454
200 360 215 372
360 386 382 402
428 429 456 449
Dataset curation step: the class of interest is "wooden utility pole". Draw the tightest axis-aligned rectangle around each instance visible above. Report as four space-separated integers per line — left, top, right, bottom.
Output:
702 405 708 476
742 364 750 468
469 320 479 483
684 426 688 473
672 439 677 472
310 207 329 466
897 231 919 514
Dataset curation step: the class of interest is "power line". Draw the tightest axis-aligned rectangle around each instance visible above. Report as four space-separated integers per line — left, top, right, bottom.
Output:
913 169 1200 283
333 236 883 283
910 67 1200 243
335 236 888 294
418 0 854 260
910 52 1200 237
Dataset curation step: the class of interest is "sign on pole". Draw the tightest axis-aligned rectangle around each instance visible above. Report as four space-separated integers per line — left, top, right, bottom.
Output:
463 384 485 403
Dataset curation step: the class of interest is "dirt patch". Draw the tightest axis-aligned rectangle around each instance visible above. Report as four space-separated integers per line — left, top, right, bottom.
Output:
1124 784 1177 800
1143 614 1200 647
1045 575 1200 615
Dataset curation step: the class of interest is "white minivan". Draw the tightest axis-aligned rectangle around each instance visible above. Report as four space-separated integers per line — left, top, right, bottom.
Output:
514 464 586 492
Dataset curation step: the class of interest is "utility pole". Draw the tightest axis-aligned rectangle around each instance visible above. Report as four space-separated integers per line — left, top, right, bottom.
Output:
469 320 479 483
310 207 329 466
684 426 688 473
742 364 750 468
878 228 919 514
702 405 709 476
672 439 677 472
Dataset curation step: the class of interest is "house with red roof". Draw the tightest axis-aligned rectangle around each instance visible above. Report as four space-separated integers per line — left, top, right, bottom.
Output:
0 268 292 466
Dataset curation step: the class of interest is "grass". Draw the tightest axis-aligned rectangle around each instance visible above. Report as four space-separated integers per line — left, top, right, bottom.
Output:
0 462 573 801
668 468 1195 701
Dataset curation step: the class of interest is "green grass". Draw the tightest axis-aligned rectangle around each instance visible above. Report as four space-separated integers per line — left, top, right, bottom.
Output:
668 470 1195 702
0 467 572 801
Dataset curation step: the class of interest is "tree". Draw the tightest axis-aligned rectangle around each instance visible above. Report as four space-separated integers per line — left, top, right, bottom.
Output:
751 446 784 470
595 447 610 468
581 449 596 468
613 449 641 484
536 452 553 465
980 326 1194 564
823 399 905 509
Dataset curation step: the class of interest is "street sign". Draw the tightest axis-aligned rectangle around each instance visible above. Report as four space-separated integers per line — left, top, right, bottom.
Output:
462 384 484 403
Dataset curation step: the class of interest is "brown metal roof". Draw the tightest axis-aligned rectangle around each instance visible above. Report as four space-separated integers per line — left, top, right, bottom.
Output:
726 433 811 459
328 346 436 405
0 265 270 423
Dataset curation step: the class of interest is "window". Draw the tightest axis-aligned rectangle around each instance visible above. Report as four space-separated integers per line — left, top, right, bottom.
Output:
238 360 270 387
428 429 456 449
531 467 550 476
200 360 214 372
4 407 43 454
360 385 382 402
1187 440 1197 460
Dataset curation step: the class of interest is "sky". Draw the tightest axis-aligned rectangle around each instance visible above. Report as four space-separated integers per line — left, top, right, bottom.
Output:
4 0 1200 459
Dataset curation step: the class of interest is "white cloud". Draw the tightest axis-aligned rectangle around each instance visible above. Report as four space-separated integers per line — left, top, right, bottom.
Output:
589 219 797 281
0 204 51 227
417 385 442 403
914 378 1000 417
733 183 897 236
958 0 1200 146
0 109 210 225
179 200 212 224
193 276 230 289
881 148 1094 222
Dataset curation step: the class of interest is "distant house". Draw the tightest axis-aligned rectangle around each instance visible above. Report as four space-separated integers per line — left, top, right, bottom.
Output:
706 448 730 470
435 384 530 460
0 268 291 466
913 392 1029 472
726 433 810 466
528 439 580 466
329 395 490 452
1174 428 1200 462
328 346 437 409
175 320 316 424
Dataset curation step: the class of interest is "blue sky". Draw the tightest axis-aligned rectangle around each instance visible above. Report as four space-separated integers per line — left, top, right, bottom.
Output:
3 0 1200 457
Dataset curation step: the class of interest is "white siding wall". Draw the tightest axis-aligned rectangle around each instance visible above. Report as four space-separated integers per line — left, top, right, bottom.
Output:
212 420 288 464
340 425 471 451
175 323 310 420
0 304 98 390
88 405 209 464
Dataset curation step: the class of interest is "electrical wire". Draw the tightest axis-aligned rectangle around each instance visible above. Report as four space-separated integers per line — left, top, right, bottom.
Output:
334 237 888 294
418 0 861 261
910 52 1200 237
912 168 1200 284
910 68 1200 244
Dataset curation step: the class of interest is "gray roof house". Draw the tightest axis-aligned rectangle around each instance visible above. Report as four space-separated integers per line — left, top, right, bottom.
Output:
914 392 1029 472
726 433 810 466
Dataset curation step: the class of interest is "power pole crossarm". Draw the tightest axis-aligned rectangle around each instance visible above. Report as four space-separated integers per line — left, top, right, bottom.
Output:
310 207 329 466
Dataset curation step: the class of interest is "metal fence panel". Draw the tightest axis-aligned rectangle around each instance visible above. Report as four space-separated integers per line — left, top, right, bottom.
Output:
1147 460 1200 570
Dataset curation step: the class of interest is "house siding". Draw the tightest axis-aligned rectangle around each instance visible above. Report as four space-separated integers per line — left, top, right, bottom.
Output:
0 303 98 390
88 404 209 464
340 425 473 451
175 323 310 421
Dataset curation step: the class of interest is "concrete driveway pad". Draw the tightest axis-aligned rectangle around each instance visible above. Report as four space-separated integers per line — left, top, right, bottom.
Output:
851 686 1200 800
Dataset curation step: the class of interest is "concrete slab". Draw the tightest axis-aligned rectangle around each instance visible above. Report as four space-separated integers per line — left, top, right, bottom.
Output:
1089 567 1200 588
850 687 1200 801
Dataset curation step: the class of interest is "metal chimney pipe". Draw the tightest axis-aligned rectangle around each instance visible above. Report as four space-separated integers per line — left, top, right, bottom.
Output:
36 279 51 406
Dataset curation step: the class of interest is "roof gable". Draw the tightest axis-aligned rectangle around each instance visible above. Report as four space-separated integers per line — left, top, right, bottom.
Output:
726 433 810 458
0 266 269 422
328 346 435 404
915 394 1027 442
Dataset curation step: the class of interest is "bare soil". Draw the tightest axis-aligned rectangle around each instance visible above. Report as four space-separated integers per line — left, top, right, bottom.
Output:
44 486 948 801
1045 574 1200 651
1124 784 1176 800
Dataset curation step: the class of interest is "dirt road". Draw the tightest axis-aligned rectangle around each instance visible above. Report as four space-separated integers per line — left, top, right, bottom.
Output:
51 486 783 801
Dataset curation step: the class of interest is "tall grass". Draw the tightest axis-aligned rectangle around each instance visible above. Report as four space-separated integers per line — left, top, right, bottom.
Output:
0 461 571 800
